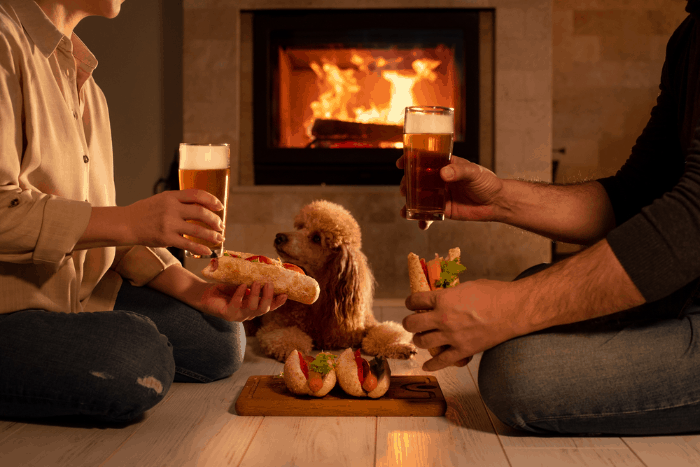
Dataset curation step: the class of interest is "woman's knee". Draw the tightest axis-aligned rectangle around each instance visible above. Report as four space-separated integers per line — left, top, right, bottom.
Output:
176 319 246 382
90 312 176 421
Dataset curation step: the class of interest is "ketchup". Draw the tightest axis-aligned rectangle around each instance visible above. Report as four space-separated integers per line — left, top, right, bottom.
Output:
353 349 367 384
298 352 309 379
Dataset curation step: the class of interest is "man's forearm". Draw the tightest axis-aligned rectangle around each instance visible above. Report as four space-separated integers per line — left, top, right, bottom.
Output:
510 240 645 335
496 180 616 244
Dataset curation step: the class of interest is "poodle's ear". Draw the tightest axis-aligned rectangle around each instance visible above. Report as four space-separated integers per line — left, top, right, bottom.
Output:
321 243 375 329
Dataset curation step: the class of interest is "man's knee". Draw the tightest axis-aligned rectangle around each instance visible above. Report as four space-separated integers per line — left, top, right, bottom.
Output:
478 338 555 433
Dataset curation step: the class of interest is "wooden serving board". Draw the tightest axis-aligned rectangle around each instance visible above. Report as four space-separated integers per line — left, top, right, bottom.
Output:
235 375 446 417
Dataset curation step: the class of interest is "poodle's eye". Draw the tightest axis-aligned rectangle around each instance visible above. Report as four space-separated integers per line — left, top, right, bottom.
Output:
312 234 322 244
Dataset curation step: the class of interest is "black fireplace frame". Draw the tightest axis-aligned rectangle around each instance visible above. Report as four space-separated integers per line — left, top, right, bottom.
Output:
252 8 482 185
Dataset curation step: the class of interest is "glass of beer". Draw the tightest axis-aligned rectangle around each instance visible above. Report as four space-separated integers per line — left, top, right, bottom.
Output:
178 143 230 257
403 106 454 221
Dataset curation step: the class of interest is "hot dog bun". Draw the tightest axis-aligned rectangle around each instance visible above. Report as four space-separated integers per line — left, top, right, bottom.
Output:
336 348 391 398
202 251 320 304
283 350 337 397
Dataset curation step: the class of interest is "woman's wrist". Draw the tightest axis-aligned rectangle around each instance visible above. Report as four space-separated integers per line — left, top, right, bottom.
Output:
147 264 209 309
75 206 132 250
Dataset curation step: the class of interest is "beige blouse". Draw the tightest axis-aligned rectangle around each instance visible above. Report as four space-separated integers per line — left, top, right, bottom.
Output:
0 0 180 314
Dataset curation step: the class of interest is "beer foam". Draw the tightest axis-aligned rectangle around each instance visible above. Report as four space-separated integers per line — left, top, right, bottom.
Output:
404 112 453 134
179 144 229 169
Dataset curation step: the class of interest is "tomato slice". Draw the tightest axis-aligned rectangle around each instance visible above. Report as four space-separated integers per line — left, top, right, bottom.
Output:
420 258 429 286
245 255 274 265
283 263 305 275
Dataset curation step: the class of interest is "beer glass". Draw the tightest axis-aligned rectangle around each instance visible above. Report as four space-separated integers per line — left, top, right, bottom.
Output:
403 106 454 221
178 143 230 257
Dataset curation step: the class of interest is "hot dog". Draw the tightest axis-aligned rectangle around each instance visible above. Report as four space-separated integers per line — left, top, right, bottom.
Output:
283 350 337 397
407 247 466 357
201 250 320 304
336 348 391 398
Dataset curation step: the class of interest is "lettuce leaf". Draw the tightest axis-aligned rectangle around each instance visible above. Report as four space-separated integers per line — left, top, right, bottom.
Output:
308 352 337 375
434 259 467 288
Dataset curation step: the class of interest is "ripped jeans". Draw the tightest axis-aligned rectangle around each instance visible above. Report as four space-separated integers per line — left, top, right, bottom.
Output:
0 281 246 423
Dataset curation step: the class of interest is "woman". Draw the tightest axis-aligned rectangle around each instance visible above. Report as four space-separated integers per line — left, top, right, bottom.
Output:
0 0 286 422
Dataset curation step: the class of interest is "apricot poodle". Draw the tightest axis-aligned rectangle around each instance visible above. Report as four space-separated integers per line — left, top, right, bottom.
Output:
243 200 416 362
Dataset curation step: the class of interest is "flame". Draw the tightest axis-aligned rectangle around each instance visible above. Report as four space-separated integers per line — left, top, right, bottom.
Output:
305 52 444 138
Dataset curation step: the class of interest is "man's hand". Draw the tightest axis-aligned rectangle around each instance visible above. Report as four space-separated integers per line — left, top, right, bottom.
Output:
402 279 521 371
197 281 287 322
396 155 505 230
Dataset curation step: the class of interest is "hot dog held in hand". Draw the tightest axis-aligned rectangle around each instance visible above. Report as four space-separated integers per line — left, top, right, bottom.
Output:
407 247 467 358
201 250 320 304
336 348 391 398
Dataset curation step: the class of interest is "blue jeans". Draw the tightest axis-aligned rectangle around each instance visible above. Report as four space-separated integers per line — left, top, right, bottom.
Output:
0 281 245 422
478 263 700 435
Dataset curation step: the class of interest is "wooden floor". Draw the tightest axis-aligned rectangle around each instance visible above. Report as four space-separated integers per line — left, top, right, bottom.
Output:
2 299 700 467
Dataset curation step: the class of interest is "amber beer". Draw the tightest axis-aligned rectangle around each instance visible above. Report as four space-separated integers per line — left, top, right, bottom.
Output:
403 107 454 221
178 143 230 257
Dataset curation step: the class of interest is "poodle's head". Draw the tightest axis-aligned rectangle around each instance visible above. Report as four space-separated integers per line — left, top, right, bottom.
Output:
273 200 363 279
274 200 373 328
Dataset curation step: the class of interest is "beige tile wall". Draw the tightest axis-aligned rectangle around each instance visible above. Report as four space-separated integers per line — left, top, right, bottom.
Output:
182 0 553 298
552 0 688 183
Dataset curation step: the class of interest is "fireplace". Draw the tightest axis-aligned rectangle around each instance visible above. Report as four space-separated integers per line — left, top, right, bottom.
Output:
251 9 491 185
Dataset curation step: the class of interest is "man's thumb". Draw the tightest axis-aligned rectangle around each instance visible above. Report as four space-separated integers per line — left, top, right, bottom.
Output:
442 165 456 181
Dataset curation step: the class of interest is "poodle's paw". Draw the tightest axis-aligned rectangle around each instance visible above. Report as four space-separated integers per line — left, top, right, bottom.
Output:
375 342 417 360
361 321 417 360
256 326 313 362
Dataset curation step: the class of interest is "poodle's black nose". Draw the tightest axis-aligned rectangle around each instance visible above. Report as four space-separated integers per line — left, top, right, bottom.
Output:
274 233 287 246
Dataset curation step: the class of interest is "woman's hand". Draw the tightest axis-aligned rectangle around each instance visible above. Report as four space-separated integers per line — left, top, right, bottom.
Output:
197 281 288 322
396 155 505 230
147 265 288 322
124 189 224 256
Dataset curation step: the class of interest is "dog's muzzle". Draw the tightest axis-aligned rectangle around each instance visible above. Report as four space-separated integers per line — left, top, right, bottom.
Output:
274 233 287 246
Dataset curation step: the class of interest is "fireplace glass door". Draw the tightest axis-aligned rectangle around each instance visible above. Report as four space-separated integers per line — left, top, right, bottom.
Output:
252 9 484 185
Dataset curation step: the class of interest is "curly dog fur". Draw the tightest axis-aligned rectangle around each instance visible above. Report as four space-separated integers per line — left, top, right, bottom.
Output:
244 200 416 362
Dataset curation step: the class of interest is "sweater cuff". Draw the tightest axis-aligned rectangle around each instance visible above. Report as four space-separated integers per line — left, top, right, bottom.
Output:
113 245 181 286
33 196 92 265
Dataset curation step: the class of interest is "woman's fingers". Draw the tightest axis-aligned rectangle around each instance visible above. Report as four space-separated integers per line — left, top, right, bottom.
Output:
175 188 224 212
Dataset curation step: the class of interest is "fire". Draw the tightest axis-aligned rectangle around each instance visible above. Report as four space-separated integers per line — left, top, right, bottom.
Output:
305 52 444 138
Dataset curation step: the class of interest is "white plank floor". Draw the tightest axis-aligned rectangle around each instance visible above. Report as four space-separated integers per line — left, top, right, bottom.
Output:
1 299 699 467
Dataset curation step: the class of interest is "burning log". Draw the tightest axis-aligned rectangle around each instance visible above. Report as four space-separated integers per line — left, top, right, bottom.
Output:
308 119 403 148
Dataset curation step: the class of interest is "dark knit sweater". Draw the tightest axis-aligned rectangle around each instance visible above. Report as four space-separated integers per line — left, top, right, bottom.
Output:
597 2 700 303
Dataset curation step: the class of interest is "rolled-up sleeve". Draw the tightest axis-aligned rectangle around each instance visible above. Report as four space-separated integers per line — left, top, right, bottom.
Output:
112 245 181 286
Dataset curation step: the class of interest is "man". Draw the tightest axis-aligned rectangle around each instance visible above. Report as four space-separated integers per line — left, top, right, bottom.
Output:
399 1 700 435
0 0 286 422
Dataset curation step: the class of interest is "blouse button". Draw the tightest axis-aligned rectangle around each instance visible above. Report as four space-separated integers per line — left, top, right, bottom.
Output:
83 155 89 163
